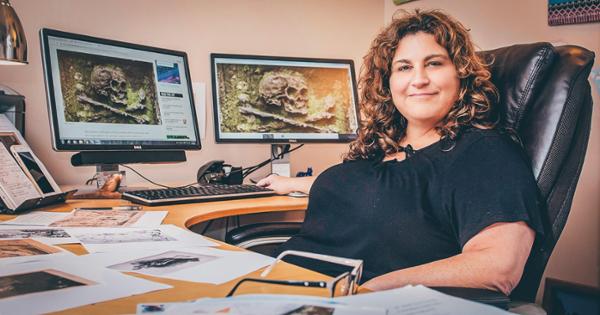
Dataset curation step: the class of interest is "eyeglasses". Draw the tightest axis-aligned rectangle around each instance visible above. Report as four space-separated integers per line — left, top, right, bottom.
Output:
226 250 363 298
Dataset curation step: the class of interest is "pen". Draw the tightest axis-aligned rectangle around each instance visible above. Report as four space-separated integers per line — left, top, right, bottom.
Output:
76 206 142 211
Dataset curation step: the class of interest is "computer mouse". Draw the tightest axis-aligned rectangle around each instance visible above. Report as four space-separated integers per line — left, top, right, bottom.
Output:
287 191 308 198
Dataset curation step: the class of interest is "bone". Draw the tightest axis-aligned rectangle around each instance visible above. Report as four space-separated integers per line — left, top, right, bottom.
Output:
77 95 148 124
239 106 332 133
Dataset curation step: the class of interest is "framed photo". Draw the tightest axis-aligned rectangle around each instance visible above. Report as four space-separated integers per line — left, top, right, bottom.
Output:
210 54 360 143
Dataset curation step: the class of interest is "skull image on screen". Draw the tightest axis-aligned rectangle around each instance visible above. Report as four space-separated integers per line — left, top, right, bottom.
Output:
90 65 128 106
258 70 309 115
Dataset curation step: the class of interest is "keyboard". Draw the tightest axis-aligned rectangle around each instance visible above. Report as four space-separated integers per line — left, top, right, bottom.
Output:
122 184 276 206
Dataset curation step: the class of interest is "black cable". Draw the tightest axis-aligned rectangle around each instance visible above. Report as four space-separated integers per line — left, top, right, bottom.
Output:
242 144 304 178
118 164 198 189
117 144 304 188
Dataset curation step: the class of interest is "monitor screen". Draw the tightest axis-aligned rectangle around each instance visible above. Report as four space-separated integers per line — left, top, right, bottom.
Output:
40 28 201 151
211 54 359 143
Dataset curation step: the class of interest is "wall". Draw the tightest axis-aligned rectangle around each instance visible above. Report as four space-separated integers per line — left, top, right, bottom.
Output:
1 0 383 185
384 0 600 300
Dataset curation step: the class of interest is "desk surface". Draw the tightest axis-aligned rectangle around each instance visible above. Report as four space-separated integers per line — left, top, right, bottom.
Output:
0 196 330 315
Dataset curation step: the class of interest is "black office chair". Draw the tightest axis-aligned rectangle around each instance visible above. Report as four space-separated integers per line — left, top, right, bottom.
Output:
226 42 596 310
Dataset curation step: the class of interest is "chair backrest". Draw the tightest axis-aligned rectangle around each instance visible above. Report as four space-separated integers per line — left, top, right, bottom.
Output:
479 43 595 301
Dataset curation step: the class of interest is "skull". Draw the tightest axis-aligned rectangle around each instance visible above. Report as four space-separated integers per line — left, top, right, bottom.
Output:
258 70 308 114
90 65 128 106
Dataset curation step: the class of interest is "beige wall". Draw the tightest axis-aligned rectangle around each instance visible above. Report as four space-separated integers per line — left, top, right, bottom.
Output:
2 0 383 185
385 0 600 299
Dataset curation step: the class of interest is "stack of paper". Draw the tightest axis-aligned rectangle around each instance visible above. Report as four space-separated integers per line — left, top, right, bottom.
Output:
137 294 386 315
0 208 281 314
0 256 170 314
336 285 513 315
136 285 515 314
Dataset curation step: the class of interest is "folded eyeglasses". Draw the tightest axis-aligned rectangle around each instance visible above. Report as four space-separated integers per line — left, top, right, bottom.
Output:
226 250 363 298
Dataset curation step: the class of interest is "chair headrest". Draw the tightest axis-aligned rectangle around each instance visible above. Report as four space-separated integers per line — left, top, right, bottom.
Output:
479 43 594 184
478 42 557 131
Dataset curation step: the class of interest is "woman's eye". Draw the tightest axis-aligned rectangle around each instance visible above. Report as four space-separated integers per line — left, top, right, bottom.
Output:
397 65 411 72
426 61 443 67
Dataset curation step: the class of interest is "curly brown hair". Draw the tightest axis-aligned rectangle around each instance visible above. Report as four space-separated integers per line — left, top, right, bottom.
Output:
345 9 498 161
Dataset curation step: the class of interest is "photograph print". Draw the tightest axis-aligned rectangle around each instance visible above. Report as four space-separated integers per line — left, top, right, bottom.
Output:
56 50 161 125
76 229 176 244
108 250 218 276
0 239 62 259
213 56 359 135
49 210 143 228
0 228 71 240
0 269 96 300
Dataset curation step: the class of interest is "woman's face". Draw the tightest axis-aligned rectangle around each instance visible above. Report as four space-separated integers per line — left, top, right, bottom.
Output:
389 32 460 128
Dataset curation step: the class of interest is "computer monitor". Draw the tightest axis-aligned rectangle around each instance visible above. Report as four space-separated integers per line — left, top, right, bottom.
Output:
40 28 200 169
210 53 359 144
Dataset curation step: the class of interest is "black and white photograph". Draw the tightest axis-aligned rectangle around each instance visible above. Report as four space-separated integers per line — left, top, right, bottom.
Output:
0 269 95 300
108 250 218 276
0 228 70 240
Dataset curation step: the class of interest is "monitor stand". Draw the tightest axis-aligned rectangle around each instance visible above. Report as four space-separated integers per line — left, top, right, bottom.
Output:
94 164 128 190
271 144 291 177
69 151 187 198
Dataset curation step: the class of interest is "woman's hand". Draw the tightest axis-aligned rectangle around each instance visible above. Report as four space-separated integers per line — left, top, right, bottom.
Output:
256 174 315 195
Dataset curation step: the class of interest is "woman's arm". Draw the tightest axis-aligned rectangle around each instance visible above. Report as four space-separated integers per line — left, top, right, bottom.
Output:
361 221 535 295
256 174 315 195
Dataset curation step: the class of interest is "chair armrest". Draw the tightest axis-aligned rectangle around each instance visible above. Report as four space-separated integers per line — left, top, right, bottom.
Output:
225 222 302 245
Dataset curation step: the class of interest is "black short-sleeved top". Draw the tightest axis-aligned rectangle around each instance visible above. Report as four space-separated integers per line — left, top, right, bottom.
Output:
278 129 544 282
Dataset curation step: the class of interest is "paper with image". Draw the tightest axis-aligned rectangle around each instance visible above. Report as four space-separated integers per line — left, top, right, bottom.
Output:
336 285 513 315
0 226 79 245
137 294 385 315
80 246 274 284
50 209 144 227
0 211 72 226
0 239 72 264
67 224 217 253
109 250 218 276
1 209 167 227
0 269 97 300
0 256 171 314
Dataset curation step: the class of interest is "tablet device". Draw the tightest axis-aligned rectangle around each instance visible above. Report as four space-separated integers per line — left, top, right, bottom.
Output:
9 145 61 196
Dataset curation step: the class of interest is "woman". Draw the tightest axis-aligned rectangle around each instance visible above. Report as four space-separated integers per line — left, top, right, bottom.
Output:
257 10 543 295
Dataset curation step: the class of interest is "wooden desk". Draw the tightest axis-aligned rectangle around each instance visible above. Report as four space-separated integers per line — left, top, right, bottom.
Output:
0 196 335 315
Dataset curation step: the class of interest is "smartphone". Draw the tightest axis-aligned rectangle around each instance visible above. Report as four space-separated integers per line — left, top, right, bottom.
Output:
10 145 60 196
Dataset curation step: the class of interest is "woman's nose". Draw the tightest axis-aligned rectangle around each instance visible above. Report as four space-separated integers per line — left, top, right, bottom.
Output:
411 67 430 88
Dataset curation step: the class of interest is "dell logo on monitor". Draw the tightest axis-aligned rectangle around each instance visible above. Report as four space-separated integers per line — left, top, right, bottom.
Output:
133 145 142 150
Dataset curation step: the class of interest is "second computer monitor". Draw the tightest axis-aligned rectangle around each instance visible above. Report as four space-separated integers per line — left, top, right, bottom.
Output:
211 54 360 143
